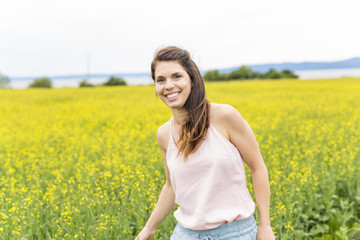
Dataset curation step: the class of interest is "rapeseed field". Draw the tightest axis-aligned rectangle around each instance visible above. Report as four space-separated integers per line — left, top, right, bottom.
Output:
0 78 359 239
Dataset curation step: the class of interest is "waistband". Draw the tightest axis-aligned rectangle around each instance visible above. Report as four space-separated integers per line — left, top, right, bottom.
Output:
176 215 257 237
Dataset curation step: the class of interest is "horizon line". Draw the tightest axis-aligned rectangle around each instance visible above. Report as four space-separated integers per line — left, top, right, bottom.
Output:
8 56 360 81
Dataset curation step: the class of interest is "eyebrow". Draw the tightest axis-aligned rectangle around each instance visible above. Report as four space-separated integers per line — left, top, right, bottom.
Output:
155 72 182 79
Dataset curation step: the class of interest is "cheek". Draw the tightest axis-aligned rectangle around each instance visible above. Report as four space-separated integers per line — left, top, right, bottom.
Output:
155 85 162 95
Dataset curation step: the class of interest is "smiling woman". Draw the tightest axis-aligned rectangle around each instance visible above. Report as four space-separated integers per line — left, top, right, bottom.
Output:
154 61 192 111
151 48 209 161
135 46 275 240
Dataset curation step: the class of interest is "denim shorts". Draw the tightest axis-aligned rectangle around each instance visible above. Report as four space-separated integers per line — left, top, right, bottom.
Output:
170 215 257 240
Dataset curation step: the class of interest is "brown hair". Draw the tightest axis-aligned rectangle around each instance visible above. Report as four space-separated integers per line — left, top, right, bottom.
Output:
151 46 210 161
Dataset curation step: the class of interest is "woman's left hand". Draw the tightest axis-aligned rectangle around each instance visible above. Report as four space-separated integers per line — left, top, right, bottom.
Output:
256 224 275 240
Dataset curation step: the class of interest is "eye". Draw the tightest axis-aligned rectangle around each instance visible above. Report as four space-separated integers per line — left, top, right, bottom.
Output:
174 74 182 79
156 78 165 83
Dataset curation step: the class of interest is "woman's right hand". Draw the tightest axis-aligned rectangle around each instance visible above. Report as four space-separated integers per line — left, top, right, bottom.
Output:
135 226 156 240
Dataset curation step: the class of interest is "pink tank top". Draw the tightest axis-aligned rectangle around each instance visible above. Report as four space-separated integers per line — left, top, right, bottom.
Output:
166 117 255 230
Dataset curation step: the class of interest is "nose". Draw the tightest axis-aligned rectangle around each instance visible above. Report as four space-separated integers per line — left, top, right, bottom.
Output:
164 79 174 90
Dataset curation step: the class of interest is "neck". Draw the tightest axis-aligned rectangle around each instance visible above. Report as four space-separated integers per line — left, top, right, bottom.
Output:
171 107 188 126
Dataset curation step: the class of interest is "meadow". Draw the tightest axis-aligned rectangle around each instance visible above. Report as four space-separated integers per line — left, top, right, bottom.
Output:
0 78 359 239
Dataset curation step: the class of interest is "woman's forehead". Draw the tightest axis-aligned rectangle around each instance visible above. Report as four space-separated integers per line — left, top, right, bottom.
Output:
155 61 187 77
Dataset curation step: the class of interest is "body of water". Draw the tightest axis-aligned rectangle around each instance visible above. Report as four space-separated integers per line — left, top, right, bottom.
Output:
9 76 154 89
7 68 360 89
295 68 360 80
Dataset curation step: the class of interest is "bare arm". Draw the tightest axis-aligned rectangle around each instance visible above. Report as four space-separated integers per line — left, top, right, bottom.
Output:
135 125 176 240
220 105 274 239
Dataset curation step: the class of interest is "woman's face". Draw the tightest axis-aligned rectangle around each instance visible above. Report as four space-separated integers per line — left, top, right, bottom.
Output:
154 61 192 111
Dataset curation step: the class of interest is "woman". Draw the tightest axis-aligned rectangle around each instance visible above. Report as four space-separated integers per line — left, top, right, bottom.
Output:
135 46 275 240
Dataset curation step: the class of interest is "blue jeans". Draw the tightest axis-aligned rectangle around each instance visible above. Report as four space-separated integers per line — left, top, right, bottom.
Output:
170 215 258 240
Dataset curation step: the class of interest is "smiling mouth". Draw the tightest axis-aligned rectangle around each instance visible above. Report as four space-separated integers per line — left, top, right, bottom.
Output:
165 92 180 98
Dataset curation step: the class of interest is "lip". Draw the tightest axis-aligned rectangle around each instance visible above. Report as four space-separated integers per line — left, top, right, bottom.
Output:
165 91 181 100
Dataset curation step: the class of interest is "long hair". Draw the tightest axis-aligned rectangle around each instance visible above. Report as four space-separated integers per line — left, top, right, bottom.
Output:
151 46 210 162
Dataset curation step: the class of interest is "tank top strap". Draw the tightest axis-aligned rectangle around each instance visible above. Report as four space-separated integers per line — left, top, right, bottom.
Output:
169 116 173 138
167 116 174 151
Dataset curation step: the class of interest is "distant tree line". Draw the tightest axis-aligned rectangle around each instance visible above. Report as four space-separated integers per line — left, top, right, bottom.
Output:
25 76 127 88
79 76 127 88
0 72 10 88
29 77 53 88
203 66 298 81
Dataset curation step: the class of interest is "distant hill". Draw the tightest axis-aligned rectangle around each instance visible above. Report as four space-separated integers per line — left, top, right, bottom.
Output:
216 57 360 74
10 57 360 81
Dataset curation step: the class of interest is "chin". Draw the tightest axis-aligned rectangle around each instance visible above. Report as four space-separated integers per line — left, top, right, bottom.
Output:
170 105 186 110
166 101 182 108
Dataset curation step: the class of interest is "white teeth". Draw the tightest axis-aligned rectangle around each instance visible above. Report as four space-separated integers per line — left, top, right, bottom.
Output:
166 92 180 98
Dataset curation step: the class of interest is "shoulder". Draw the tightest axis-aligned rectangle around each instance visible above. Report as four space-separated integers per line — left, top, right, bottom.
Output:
209 102 246 141
209 102 244 124
157 120 171 152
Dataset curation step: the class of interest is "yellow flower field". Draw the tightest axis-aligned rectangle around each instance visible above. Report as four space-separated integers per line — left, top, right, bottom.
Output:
0 78 359 239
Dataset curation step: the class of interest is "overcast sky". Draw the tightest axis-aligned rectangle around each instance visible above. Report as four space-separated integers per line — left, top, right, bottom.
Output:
1 0 360 77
